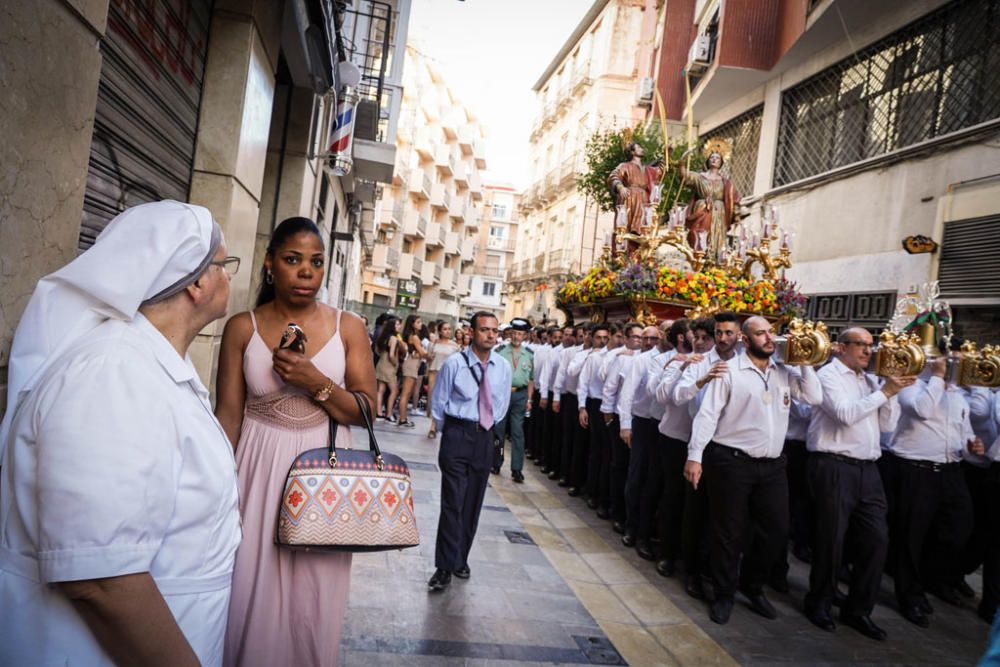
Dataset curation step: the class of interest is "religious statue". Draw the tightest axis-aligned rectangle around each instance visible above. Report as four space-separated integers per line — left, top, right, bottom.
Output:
607 142 664 252
672 139 738 255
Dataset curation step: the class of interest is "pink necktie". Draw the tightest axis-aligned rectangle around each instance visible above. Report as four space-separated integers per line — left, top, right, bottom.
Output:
478 361 493 430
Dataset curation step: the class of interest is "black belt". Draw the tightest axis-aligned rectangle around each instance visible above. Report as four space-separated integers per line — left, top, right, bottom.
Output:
814 451 875 466
711 442 782 462
896 457 959 473
444 415 493 433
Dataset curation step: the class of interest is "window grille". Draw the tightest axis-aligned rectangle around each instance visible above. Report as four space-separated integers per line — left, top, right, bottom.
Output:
938 215 1000 300
700 105 763 197
775 0 1000 186
805 291 898 338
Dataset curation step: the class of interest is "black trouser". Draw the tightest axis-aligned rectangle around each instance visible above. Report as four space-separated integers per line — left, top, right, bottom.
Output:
435 417 494 571
877 450 901 575
806 453 888 616
585 398 611 509
625 416 656 537
982 463 1000 617
705 442 789 598
961 461 991 576
523 398 534 458
558 393 579 486
542 391 558 477
656 434 690 562
892 458 973 608
570 393 590 490
773 439 811 581
607 415 630 524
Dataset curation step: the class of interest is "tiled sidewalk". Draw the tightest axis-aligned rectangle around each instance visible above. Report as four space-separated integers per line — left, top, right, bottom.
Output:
340 416 991 665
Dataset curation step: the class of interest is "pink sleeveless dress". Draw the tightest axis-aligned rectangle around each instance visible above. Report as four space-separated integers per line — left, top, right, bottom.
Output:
224 310 352 667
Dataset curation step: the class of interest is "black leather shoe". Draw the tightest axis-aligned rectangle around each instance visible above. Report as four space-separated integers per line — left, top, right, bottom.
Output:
547 470 560 480
490 466 501 475
636 541 655 561
684 574 704 599
453 565 471 579
558 478 570 487
832 588 848 608
929 584 962 606
806 608 836 632
900 604 929 628
956 578 975 599
567 487 582 497
742 590 778 619
428 569 452 592
596 507 611 520
916 595 934 615
621 533 635 547
710 597 734 625
612 521 626 535
512 470 525 484
525 452 535 460
540 466 550 475
586 498 599 510
656 559 676 577
840 612 886 641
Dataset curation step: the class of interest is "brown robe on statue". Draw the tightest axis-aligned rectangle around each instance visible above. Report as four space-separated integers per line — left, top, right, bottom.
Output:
608 161 664 235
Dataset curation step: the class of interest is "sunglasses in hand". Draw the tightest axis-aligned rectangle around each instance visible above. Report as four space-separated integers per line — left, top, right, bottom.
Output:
278 323 308 354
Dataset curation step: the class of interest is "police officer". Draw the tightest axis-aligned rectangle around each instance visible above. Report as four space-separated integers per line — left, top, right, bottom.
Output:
428 312 512 591
496 318 534 483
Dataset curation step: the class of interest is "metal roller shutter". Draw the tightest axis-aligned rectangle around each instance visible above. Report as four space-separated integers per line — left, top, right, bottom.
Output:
938 215 1000 302
79 0 213 251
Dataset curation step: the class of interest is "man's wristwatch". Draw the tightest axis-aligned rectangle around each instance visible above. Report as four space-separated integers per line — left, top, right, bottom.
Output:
313 378 336 402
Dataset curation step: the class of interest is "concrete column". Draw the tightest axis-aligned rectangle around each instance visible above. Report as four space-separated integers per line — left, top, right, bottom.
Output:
0 0 108 403
186 2 282 384
753 78 783 195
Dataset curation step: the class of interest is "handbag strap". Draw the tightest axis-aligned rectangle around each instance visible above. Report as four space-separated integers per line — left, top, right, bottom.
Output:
327 391 385 471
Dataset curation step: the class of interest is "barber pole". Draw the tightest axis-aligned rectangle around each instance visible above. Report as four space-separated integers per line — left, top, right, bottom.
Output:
328 86 360 176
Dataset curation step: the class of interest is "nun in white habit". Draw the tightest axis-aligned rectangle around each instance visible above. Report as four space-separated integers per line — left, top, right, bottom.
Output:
0 200 242 666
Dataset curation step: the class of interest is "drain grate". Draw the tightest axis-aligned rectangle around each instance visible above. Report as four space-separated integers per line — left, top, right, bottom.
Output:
407 461 439 472
503 530 537 546
482 504 512 513
574 636 627 666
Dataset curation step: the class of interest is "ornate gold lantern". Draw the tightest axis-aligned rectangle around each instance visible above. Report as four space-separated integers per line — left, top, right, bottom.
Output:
776 319 832 366
957 341 1000 388
875 331 927 377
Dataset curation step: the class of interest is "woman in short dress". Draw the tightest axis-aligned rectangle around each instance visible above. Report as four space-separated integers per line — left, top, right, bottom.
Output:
425 320 460 439
215 217 376 666
374 316 404 421
396 314 426 428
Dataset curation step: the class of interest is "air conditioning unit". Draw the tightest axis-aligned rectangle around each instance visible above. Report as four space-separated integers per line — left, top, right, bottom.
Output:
687 34 712 73
636 76 654 106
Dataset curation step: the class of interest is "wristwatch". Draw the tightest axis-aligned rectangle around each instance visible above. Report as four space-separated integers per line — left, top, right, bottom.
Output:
313 378 336 402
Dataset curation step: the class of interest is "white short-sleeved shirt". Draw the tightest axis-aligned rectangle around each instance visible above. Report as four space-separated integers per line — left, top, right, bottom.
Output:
0 315 241 666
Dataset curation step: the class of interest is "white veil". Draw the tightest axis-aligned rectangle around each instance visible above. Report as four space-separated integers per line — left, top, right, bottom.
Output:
1 200 221 457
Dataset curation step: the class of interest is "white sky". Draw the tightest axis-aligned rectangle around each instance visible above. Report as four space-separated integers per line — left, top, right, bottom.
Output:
407 0 592 191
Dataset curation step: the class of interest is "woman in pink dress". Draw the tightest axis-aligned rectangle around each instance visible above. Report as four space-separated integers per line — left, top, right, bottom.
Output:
215 217 376 666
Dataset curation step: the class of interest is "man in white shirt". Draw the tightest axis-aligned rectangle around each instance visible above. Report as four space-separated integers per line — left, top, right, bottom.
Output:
804 328 913 640
578 323 612 517
979 390 1000 625
685 316 822 625
525 328 552 467
619 325 664 549
889 355 983 628
558 326 592 495
536 327 568 482
960 386 998 606
671 313 741 593
602 323 643 533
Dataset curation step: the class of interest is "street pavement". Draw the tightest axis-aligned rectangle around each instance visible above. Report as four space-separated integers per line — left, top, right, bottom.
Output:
339 415 992 665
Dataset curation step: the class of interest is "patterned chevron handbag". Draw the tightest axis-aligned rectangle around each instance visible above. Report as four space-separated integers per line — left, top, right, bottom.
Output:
276 391 420 552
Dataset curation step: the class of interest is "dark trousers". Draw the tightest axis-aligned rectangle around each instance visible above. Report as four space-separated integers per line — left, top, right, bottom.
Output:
982 463 1000 617
559 393 579 486
625 416 656 537
607 416 630 523
585 398 611 509
806 454 888 616
435 417 494 571
892 459 973 607
657 434 690 562
496 389 528 473
877 450 901 575
542 391 558 477
705 442 789 598
571 394 590 490
962 461 991 576
773 439 812 581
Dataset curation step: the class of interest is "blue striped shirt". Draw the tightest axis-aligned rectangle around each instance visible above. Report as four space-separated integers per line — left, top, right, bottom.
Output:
431 347 512 430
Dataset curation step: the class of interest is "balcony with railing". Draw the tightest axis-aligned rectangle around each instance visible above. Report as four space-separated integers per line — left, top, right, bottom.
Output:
379 199 403 230
424 221 443 248
474 264 507 279
542 169 558 198
558 155 577 189
434 145 454 176
532 253 546 275
486 236 516 253
473 139 486 170
402 209 427 238
430 182 449 212
547 248 578 275
398 253 423 281
444 231 460 256
450 197 467 221
440 267 457 293
458 126 475 155
421 261 442 286
370 245 399 274
571 67 593 95
541 101 557 128
407 170 430 199
465 202 480 229
460 236 477 263
392 164 410 187
457 272 471 296
413 126 435 161
453 159 468 188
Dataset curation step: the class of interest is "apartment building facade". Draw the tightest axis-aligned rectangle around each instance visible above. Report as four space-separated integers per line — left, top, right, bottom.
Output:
356 45 487 321
1 0 410 394
507 0 657 324
465 183 520 321
652 0 1000 340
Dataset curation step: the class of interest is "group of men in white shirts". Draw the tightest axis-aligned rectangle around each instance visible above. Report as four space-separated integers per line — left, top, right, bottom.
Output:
519 313 999 642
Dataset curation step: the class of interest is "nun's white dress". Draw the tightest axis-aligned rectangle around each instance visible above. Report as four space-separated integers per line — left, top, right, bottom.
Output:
0 314 241 665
